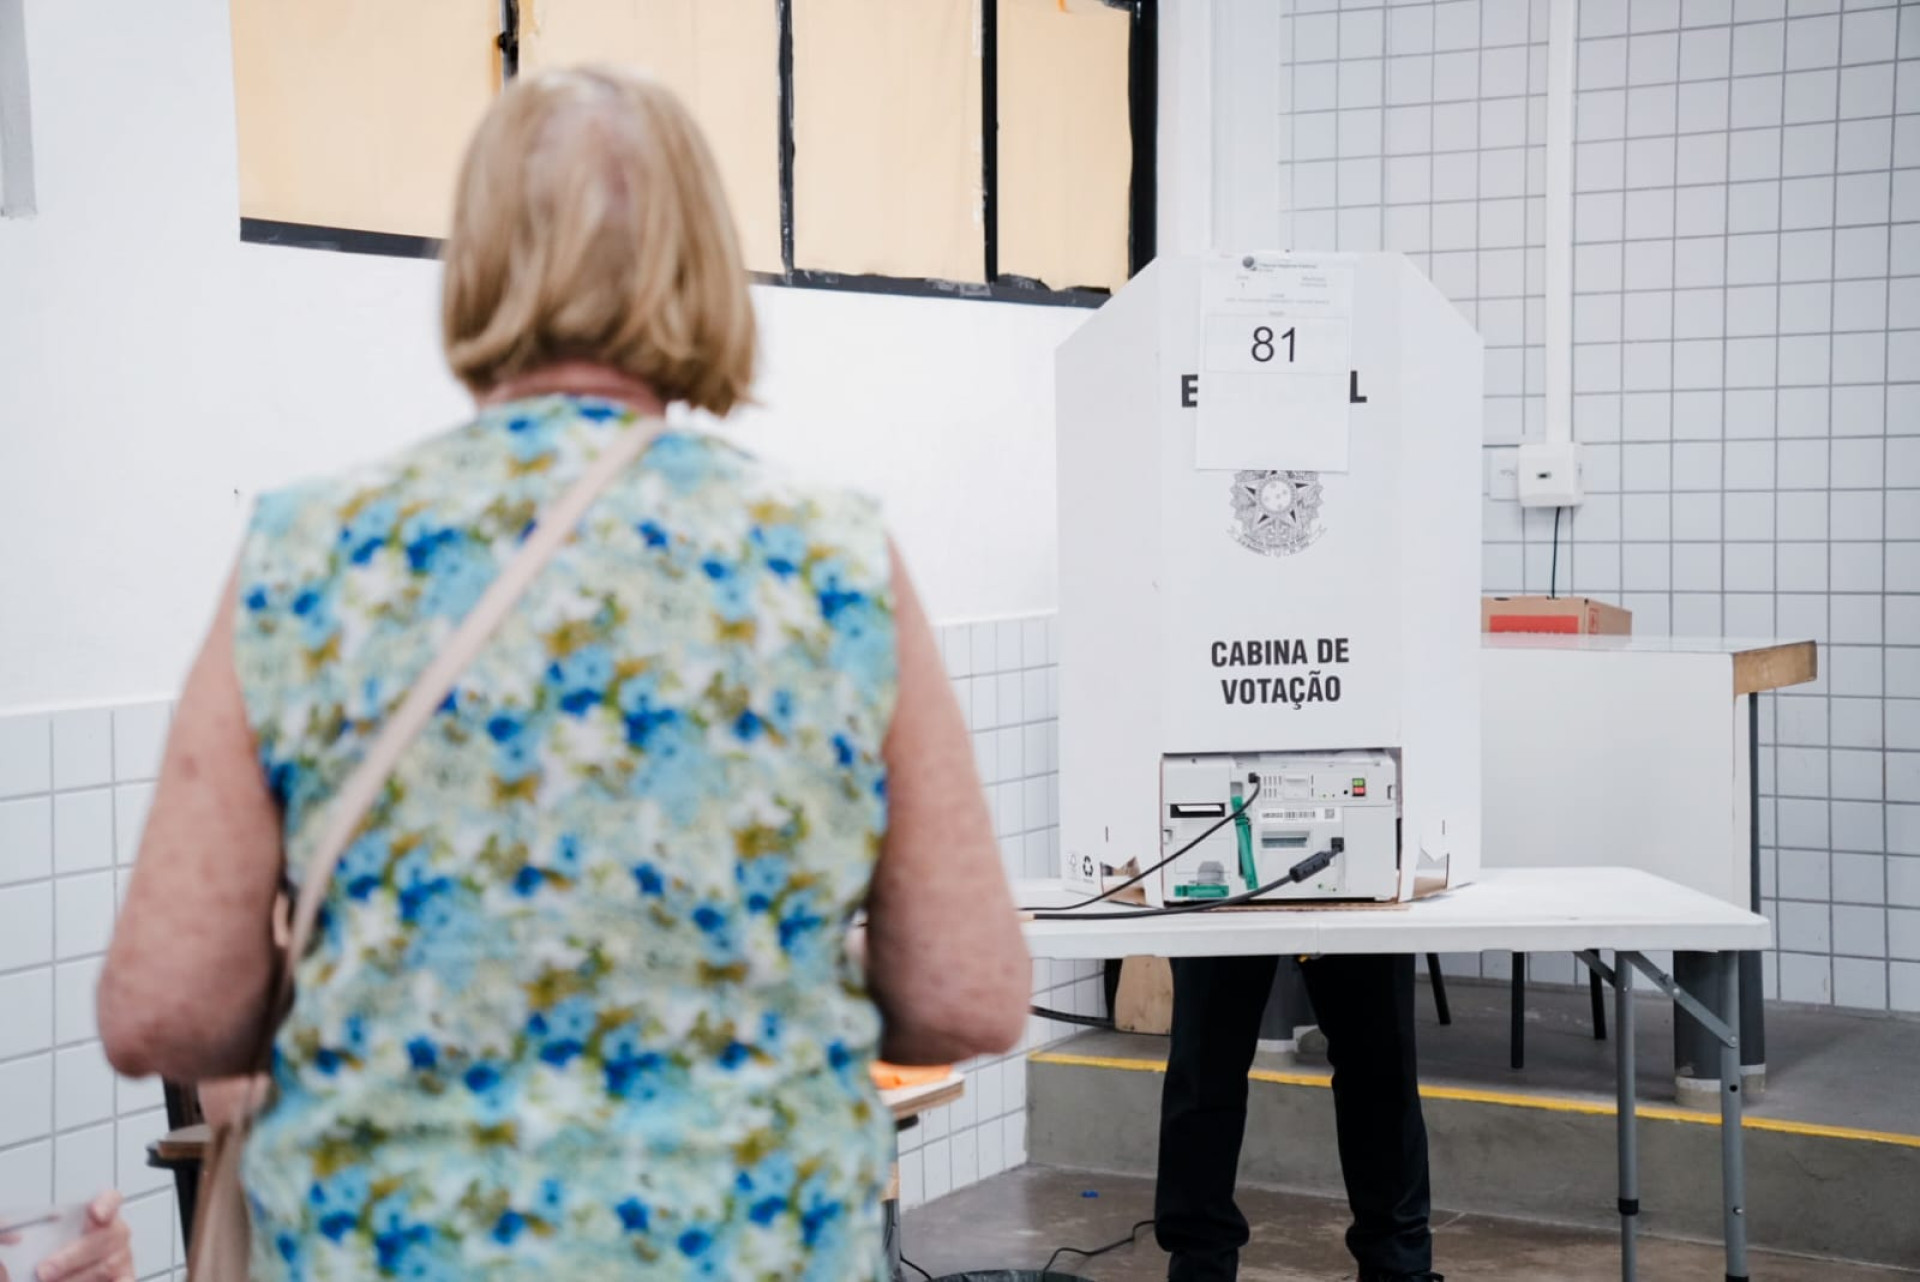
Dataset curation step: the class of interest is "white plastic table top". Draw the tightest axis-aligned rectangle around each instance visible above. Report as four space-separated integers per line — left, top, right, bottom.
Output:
1016 867 1772 960
1481 634 1796 656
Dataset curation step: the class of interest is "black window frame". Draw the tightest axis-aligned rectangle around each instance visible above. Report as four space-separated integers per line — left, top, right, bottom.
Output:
240 0 1157 309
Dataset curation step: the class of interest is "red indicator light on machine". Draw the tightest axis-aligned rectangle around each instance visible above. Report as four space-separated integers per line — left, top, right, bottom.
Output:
1351 778 1367 797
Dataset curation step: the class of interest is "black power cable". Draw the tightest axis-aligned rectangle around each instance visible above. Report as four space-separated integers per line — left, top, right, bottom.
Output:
900 1218 1153 1281
1550 504 1563 598
1028 1004 1112 1030
1028 843 1343 922
1039 1217 1157 1278
1022 776 1263 913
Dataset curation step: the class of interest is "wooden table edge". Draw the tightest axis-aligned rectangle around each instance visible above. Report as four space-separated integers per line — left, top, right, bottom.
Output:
883 1074 965 1120
1731 640 1817 696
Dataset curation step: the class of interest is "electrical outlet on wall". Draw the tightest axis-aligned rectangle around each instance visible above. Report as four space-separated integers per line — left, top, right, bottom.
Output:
1515 442 1584 508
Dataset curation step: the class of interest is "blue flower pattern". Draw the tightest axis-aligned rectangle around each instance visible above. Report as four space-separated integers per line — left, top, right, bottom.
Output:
233 397 897 1279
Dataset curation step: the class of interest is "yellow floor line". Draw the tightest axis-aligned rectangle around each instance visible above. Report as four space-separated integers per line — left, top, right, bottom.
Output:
1029 1050 1920 1150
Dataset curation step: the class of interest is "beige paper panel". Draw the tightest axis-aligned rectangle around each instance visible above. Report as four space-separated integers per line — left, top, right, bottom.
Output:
792 0 985 284
519 0 783 274
996 0 1132 293
231 0 499 239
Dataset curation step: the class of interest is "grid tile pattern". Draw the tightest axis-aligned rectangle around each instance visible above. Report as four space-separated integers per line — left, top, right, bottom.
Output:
1280 0 1554 445
0 704 181 1280
0 614 1079 1223
1280 0 1920 1013
897 614 1095 1210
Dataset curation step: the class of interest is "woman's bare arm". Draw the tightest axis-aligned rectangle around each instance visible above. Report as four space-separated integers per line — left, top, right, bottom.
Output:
98 570 285 1080
864 543 1031 1064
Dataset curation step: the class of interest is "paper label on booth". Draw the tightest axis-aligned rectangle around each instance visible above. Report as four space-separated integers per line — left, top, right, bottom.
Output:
1196 255 1354 472
1260 807 1340 824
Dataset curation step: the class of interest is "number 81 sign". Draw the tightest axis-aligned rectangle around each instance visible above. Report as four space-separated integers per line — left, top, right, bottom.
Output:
1203 314 1349 376
1250 325 1289 363
1195 254 1356 472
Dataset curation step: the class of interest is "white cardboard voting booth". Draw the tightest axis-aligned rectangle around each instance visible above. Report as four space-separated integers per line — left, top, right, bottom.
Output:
1480 636 1820 908
1055 252 1484 905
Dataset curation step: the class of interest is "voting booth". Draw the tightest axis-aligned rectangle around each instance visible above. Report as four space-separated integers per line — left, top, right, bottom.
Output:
1056 252 1484 905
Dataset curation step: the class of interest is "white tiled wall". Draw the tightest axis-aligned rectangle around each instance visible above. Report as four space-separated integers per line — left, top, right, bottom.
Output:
1272 0 1920 1014
0 703 180 1280
0 612 1086 1223
896 612 1105 1211
1276 0 1554 442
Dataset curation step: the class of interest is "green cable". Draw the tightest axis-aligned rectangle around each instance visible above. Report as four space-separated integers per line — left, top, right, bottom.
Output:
1232 779 1258 892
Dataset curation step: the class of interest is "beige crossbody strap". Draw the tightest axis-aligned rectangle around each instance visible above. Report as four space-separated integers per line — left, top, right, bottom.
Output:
277 421 659 993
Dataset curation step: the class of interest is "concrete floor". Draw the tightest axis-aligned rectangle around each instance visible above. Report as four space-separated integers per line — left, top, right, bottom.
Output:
1410 975 1920 1134
1030 1025 1920 1265
901 1167 1920 1281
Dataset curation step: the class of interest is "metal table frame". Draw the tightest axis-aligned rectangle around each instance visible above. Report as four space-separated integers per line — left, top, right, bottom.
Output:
1575 947 1747 1282
879 1074 966 1282
1674 693 1769 1102
1020 868 1767 1282
884 1123 910 1282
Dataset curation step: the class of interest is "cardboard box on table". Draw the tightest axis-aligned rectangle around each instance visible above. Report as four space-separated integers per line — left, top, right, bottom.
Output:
1055 252 1484 906
1483 595 1632 636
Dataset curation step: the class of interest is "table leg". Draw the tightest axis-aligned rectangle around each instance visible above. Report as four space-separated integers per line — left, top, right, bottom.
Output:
1615 955 1637 1282
1719 952 1749 1282
1680 696 1770 1104
885 1194 903 1282
1510 953 1525 1070
1427 953 1452 1026
1615 949 1753 1282
175 1167 198 1252
1741 693 1767 1086
1672 951 1719 1107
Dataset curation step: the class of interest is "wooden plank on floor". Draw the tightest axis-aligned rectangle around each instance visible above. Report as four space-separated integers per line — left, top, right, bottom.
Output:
1114 956 1172 1034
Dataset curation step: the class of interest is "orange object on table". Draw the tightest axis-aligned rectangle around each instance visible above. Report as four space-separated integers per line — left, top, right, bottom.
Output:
870 1061 953 1090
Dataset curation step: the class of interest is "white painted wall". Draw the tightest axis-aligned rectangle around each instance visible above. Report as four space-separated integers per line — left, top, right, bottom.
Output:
0 0 1082 713
0 0 34 215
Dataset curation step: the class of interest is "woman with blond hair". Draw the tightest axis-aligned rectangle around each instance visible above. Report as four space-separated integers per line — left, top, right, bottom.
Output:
99 67 1029 1279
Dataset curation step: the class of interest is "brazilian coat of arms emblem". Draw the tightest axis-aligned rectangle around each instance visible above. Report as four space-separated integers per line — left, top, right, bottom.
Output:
1229 470 1325 557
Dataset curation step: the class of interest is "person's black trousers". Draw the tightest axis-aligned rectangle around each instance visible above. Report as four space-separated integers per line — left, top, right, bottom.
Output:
1153 953 1432 1280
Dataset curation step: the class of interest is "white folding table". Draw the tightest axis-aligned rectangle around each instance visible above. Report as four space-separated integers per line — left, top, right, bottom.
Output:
1482 636 1817 1092
1016 867 1773 1282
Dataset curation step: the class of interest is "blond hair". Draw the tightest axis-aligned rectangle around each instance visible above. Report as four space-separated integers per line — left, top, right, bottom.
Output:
441 67 756 416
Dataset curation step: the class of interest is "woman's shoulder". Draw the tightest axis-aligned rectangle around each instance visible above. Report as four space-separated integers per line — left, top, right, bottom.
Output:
244 419 503 544
683 432 885 533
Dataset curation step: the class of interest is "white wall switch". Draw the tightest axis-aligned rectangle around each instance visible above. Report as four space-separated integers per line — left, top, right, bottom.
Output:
1515 442 1584 508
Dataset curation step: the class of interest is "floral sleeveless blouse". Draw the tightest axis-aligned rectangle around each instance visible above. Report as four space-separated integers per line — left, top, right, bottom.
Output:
231 396 898 1281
